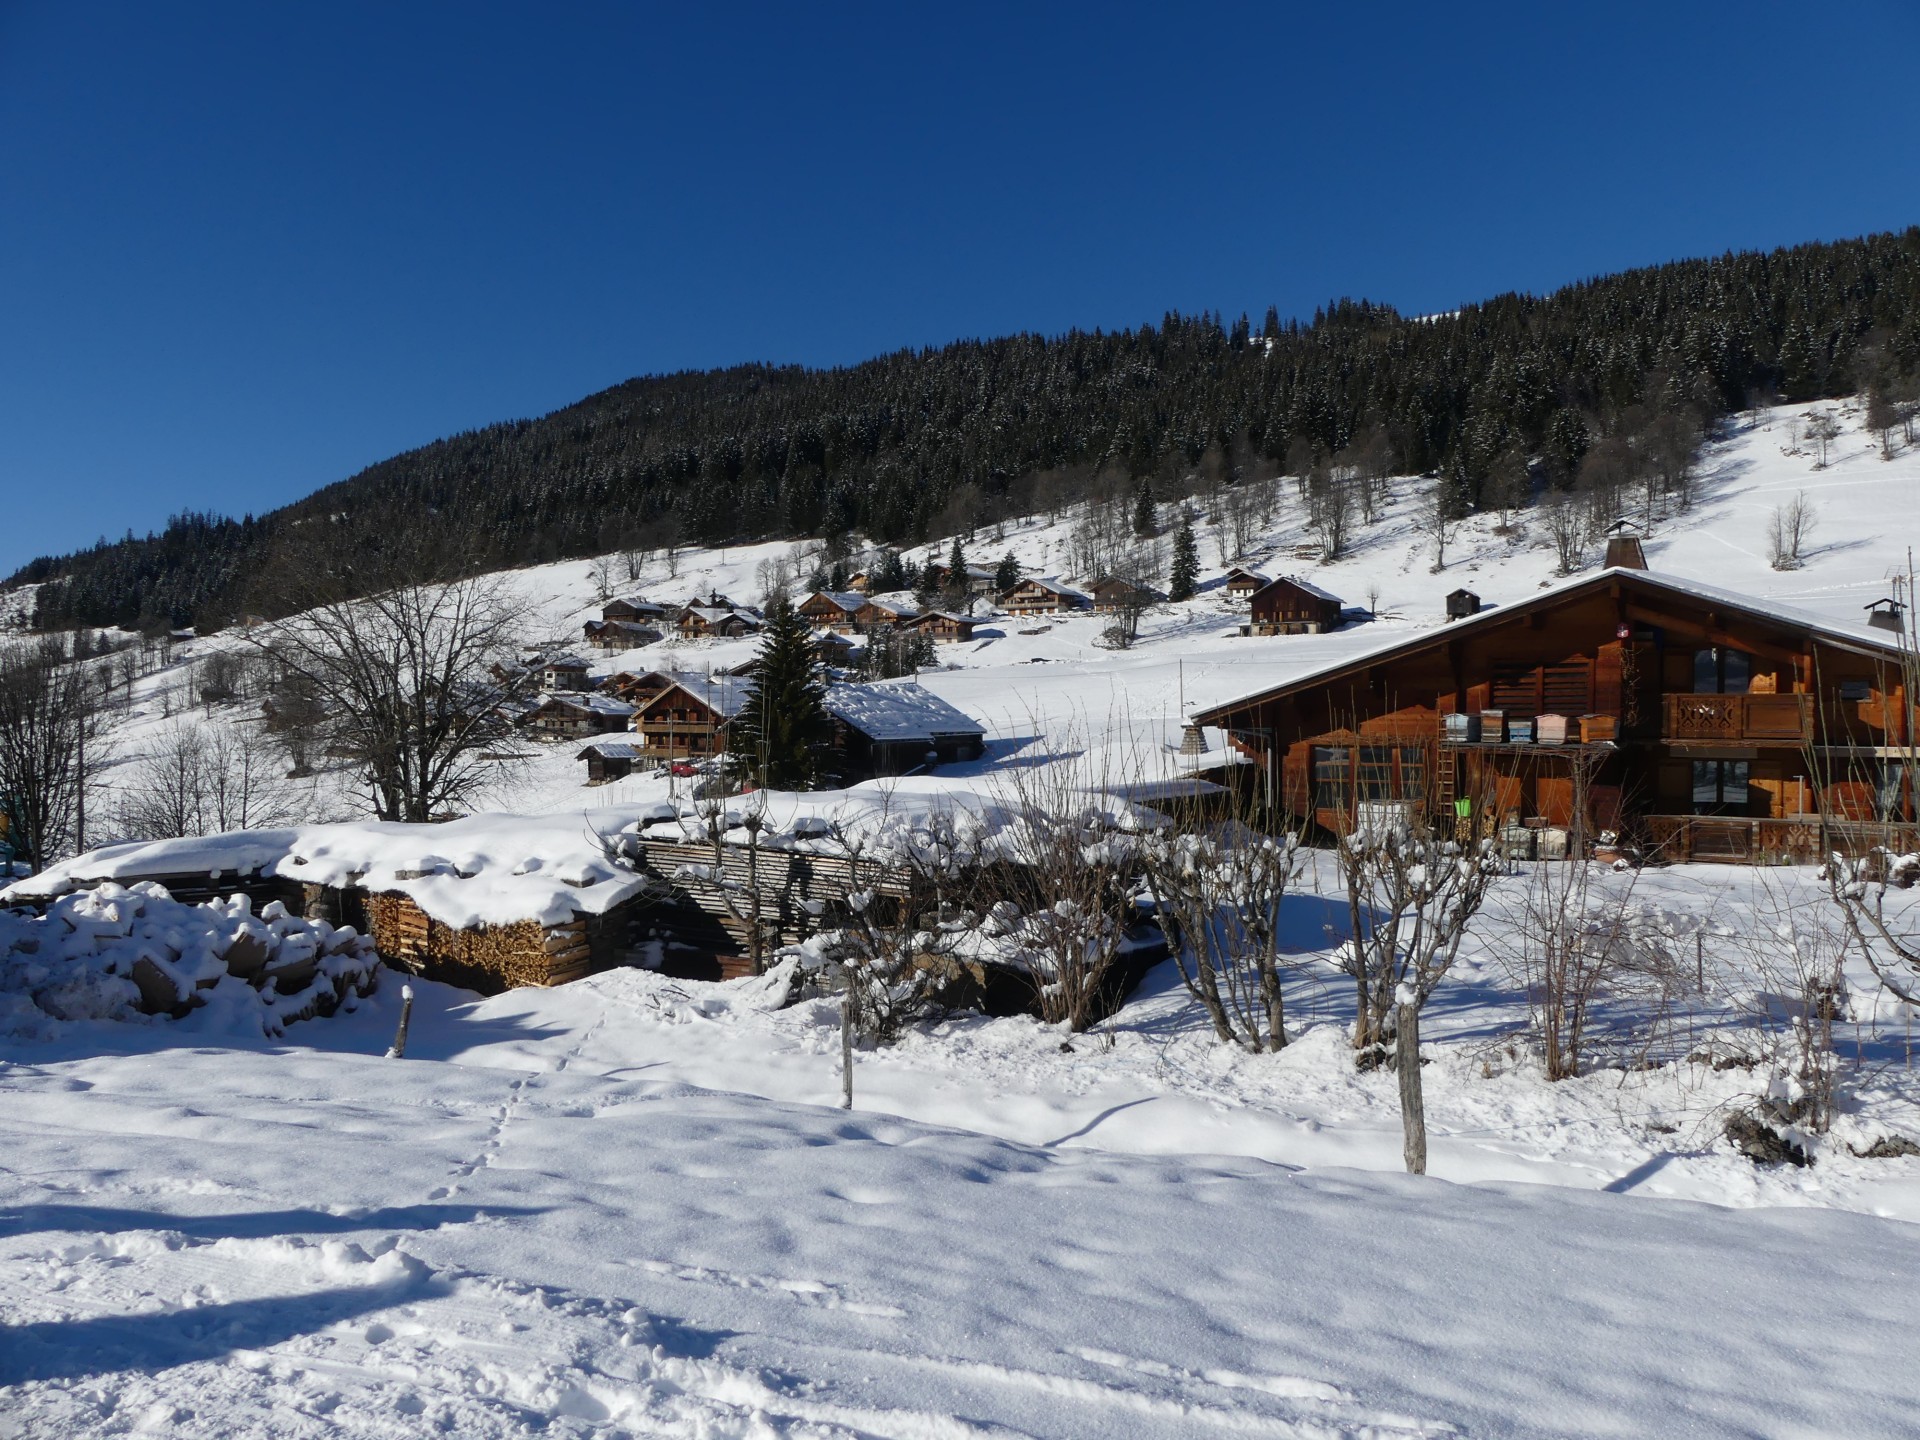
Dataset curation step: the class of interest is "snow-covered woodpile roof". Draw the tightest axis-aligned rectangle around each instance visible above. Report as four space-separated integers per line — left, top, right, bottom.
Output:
824 682 985 742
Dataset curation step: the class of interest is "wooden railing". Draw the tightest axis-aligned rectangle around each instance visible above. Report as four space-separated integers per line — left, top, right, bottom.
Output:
1663 692 1812 743
1644 814 1920 864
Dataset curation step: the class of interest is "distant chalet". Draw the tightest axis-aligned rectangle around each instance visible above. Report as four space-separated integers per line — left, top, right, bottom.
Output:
1001 577 1091 615
1246 576 1344 635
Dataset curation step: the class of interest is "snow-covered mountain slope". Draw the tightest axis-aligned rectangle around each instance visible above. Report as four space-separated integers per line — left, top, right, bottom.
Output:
76 395 1917 829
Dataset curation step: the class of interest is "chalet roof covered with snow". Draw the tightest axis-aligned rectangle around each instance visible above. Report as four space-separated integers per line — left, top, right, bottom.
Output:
1010 577 1091 601
648 674 750 718
804 590 868 612
1254 575 1344 604
1192 566 1911 726
824 682 985 743
534 692 636 716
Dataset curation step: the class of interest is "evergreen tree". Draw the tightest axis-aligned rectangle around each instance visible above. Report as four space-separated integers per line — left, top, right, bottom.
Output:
947 534 966 588
1169 517 1199 601
732 600 830 790
993 552 1022 595
1132 479 1157 537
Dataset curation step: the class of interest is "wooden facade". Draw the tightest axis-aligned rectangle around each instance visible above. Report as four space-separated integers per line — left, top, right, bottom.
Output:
1192 569 1917 862
903 610 978 643
632 678 741 758
798 590 866 632
1246 577 1344 635
1002 578 1091 615
1089 578 1163 613
523 693 636 738
1224 567 1270 600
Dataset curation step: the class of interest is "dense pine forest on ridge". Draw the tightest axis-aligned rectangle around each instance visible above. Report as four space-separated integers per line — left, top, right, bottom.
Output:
13 228 1920 632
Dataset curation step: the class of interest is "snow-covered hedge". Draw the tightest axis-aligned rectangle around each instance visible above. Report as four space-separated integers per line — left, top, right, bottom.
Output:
0 882 380 1040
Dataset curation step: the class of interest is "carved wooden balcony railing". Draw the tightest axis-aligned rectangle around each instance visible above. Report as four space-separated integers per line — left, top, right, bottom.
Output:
1663 692 1813 743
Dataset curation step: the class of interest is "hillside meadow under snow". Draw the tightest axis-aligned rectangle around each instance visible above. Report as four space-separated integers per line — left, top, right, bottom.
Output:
7 398 1920 1435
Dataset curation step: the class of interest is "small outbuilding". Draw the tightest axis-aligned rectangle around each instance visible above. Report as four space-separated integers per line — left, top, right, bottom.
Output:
577 740 641 784
824 682 986 780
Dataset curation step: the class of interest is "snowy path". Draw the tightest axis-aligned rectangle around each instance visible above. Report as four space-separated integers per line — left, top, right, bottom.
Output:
6 996 1920 1437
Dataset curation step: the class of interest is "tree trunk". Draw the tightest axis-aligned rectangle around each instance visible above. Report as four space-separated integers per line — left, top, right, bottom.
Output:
1396 1000 1427 1175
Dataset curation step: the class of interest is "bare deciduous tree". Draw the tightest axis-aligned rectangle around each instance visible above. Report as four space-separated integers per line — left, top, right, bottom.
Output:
1544 489 1588 575
115 719 306 841
1306 471 1352 560
0 640 107 868
996 752 1143 1033
1804 409 1839 468
1766 492 1818 570
251 576 526 823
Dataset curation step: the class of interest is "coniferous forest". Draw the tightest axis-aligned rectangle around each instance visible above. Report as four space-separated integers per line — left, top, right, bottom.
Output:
13 229 1920 633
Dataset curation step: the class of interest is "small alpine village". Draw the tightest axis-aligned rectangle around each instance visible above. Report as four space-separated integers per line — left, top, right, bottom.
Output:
9 12 1920 1436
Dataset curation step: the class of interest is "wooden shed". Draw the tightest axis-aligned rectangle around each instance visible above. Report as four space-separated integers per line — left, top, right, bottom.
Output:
577 739 641 784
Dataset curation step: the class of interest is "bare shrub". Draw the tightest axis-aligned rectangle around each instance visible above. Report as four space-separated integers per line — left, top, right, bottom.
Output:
1331 812 1498 1173
994 750 1145 1033
1502 860 1691 1079
1140 817 1304 1052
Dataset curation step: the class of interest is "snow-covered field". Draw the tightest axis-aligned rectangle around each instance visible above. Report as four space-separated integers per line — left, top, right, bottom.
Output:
8 398 1920 1436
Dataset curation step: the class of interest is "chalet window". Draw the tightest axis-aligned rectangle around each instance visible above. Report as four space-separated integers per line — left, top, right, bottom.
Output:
1311 746 1351 809
1840 679 1872 703
1691 759 1749 814
1692 647 1751 695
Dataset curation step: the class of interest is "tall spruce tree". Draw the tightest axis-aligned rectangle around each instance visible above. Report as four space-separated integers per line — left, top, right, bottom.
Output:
734 600 830 789
1168 516 1199 601
993 551 1022 594
1132 479 1157 537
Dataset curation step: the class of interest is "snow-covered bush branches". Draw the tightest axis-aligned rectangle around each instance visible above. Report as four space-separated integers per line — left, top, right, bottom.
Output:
1331 812 1498 1173
1140 822 1304 1053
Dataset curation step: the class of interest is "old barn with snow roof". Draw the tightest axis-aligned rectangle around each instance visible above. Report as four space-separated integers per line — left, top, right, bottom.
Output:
1193 567 1920 863
824 683 986 780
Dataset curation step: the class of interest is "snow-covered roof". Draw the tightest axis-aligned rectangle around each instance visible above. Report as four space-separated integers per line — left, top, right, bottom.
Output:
1013 577 1091 601
824 682 985 743
804 590 867 612
860 598 920 619
909 610 976 625
535 692 636 717
649 675 750 718
577 741 640 760
542 653 592 669
1254 575 1344 604
1194 566 1911 724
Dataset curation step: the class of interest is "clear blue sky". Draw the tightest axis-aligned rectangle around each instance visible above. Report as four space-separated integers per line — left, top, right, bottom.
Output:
3 2 1917 576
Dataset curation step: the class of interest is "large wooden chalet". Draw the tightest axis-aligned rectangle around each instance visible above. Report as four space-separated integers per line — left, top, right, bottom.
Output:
632 676 746 758
902 610 979 643
1191 568 1918 863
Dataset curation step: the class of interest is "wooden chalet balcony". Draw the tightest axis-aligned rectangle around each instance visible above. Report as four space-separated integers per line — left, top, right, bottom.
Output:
1662 692 1812 744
